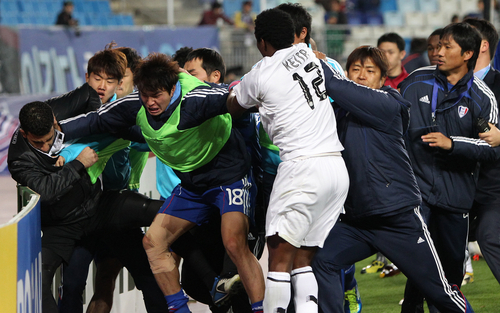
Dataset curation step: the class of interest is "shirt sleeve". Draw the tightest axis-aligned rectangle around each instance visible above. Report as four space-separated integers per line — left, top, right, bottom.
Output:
233 69 261 109
60 92 141 141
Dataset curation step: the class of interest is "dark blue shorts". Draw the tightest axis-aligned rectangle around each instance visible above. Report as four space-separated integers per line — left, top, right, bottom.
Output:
158 174 255 225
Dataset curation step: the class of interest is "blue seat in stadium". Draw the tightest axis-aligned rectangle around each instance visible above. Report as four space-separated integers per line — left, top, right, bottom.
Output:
87 13 109 26
95 1 112 14
47 1 61 13
19 13 35 25
73 12 89 26
18 1 35 12
0 14 19 26
418 0 438 12
121 14 134 26
380 0 398 12
347 11 365 25
383 11 404 26
73 1 86 13
366 11 383 24
112 14 134 26
396 0 418 12
0 1 19 13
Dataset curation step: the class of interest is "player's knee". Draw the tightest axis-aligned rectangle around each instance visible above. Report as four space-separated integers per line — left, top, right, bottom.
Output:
224 235 246 258
142 233 154 251
142 233 176 274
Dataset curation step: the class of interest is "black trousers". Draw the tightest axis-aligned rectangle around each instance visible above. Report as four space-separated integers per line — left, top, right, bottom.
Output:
402 201 469 313
471 200 500 284
41 190 164 313
312 207 470 313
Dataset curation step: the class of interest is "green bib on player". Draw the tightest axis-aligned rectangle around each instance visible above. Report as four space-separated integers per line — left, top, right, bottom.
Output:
258 126 279 152
86 138 131 184
136 72 232 172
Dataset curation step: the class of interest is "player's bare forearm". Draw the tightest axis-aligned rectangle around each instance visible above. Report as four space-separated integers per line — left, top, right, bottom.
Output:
226 91 248 118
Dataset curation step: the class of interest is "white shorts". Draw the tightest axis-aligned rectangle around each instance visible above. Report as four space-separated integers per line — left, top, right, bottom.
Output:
266 153 349 248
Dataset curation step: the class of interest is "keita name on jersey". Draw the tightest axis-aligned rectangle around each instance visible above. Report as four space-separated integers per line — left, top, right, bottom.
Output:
281 49 309 71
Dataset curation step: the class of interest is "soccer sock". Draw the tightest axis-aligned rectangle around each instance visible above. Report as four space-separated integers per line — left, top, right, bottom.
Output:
465 253 473 273
264 271 291 313
291 266 319 313
165 289 190 313
375 252 387 263
251 300 264 313
344 264 357 290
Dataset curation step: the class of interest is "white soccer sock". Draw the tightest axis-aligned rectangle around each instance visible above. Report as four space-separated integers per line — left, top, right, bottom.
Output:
291 266 318 313
264 271 291 313
465 252 473 273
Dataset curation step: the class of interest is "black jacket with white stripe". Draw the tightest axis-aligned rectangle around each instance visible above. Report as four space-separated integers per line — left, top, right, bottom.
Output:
321 60 421 219
399 66 500 213
59 82 250 192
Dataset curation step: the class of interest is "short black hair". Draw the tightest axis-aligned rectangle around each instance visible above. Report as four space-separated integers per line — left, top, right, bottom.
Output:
115 47 142 72
277 3 312 45
186 48 226 83
172 47 193 68
429 28 443 38
463 18 499 60
212 2 222 10
441 22 482 71
346 46 389 78
134 53 180 94
254 8 294 51
19 101 54 136
410 38 428 54
377 32 406 52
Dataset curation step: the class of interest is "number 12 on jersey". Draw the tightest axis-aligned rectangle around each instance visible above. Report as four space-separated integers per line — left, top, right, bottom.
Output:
292 62 328 109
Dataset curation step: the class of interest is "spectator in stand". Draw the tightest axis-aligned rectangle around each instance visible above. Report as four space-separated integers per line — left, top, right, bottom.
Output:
427 28 443 66
465 0 485 19
56 1 78 26
199 2 234 26
325 0 348 25
402 38 430 73
377 32 408 89
324 0 348 58
234 1 256 31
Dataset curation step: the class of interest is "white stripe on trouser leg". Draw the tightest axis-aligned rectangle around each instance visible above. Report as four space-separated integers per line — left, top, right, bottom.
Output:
264 272 291 313
413 207 466 310
291 266 318 313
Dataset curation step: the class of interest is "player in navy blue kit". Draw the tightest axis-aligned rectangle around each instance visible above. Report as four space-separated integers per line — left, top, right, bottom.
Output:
312 46 475 313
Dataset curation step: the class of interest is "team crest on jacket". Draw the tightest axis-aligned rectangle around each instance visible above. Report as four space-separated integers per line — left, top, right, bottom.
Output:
458 106 469 118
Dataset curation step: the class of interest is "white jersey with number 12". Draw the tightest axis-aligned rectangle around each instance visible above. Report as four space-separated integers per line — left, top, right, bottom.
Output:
233 43 344 161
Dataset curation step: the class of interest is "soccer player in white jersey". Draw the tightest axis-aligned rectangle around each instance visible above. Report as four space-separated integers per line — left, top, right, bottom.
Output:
226 8 349 313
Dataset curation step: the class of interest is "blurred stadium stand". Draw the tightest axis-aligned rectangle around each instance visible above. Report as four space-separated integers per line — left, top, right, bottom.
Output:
0 0 496 84
0 0 134 27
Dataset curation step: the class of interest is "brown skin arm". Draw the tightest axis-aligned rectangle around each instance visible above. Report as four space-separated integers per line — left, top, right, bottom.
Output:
313 50 327 61
226 90 250 118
